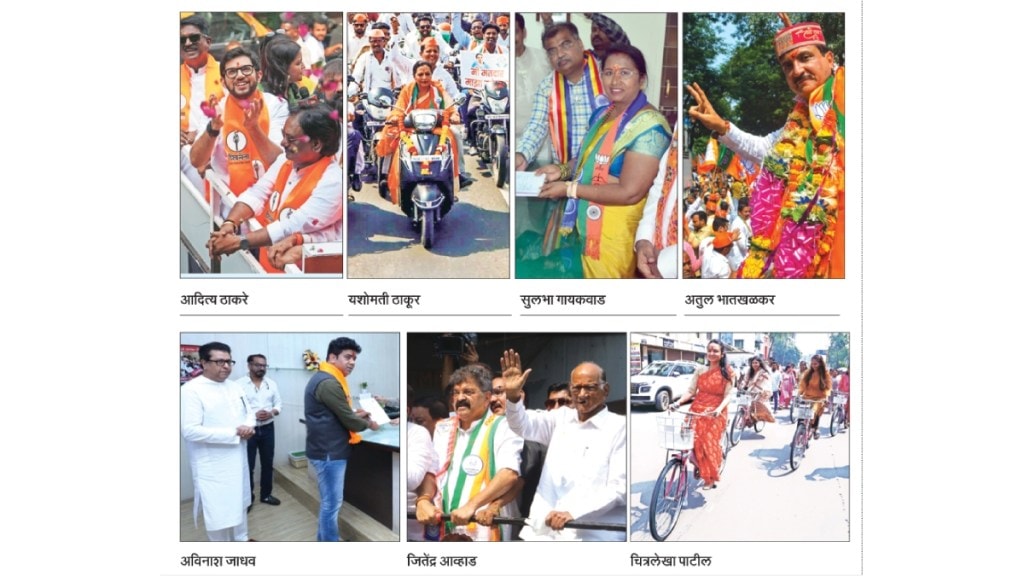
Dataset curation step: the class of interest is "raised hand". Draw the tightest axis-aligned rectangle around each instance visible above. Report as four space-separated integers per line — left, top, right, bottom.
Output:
685 83 729 135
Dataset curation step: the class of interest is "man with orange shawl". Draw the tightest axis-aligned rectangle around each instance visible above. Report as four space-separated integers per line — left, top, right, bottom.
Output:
304 337 380 542
686 17 844 278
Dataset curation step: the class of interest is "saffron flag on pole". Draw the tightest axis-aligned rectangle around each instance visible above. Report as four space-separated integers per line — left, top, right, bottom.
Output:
697 138 719 174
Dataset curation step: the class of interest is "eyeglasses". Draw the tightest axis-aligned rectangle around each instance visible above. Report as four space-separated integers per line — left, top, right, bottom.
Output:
225 65 256 79
545 39 577 58
545 398 572 409
570 384 602 395
601 67 638 80
206 359 236 367
180 33 203 46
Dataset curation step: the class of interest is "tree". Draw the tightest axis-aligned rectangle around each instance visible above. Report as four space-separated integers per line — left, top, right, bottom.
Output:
768 333 801 366
827 333 850 369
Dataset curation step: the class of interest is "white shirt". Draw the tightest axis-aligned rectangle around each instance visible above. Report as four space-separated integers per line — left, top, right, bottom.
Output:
432 415 522 541
407 422 439 542
347 31 370 65
303 33 325 67
180 375 255 531
236 155 344 244
701 243 733 279
238 375 282 426
183 62 221 134
505 399 626 541
720 97 828 164
402 30 453 60
352 50 396 92
730 216 752 257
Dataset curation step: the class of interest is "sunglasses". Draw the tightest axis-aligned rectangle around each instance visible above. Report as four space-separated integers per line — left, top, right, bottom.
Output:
545 398 572 408
180 33 203 46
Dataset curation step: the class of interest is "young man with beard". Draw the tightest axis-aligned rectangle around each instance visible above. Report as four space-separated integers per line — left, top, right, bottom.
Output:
239 354 282 510
305 15 343 67
500 351 626 541
189 47 288 199
416 364 522 541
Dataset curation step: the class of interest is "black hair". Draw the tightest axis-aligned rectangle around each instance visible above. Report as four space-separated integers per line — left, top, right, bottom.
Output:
411 395 449 420
706 339 730 382
738 197 750 211
219 46 260 78
412 59 434 75
603 42 647 79
290 103 342 157
547 382 570 395
327 337 361 358
449 364 494 393
180 14 208 35
515 13 525 29
483 23 500 35
247 354 266 364
542 22 579 45
261 35 301 98
712 217 729 232
692 210 707 224
199 341 231 361
312 15 330 28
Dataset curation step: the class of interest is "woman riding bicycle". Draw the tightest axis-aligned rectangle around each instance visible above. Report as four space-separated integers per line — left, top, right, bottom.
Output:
743 356 776 424
797 354 832 439
671 339 733 490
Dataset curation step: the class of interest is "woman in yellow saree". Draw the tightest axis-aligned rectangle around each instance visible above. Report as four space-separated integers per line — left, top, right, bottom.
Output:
522 44 671 279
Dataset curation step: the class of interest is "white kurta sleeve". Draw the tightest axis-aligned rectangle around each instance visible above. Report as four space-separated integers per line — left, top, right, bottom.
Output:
180 385 241 444
493 420 524 474
634 136 671 246
505 397 557 446
263 163 344 243
407 423 438 490
236 155 287 216
719 123 784 164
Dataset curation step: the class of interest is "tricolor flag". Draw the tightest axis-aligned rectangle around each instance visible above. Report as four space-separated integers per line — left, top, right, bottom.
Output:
697 138 719 174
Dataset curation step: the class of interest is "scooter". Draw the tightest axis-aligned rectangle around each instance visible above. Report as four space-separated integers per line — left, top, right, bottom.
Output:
384 94 466 249
347 78 396 195
469 80 510 188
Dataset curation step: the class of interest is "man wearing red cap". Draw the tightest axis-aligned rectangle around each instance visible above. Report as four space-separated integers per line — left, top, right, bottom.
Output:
686 17 844 279
496 15 511 49
700 231 734 279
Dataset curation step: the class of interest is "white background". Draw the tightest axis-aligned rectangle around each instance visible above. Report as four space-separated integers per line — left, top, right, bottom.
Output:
4 1 1012 575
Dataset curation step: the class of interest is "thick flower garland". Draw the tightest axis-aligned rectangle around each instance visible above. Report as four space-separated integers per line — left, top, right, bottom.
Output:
302 350 320 371
740 73 843 279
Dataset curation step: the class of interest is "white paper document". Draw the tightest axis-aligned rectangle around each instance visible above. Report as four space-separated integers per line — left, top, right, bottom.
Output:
515 171 547 197
358 393 392 426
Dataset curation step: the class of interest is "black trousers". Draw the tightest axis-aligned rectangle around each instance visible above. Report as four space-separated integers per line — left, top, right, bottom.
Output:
247 421 275 499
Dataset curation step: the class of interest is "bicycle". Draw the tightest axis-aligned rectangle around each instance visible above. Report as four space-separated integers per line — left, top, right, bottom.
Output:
829 392 848 436
789 396 827 470
728 388 765 446
648 408 729 541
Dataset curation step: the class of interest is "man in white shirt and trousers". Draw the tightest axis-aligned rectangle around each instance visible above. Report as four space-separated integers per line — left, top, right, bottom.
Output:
500 350 626 541
181 341 256 541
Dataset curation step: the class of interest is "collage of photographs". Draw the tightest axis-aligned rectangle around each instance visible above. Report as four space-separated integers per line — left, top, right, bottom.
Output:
176 6 860 576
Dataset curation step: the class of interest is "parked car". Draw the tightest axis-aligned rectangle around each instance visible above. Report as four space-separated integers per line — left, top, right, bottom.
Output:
630 361 701 411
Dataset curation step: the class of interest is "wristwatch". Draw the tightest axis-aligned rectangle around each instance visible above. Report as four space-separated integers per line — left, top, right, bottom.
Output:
239 237 251 251
206 120 220 137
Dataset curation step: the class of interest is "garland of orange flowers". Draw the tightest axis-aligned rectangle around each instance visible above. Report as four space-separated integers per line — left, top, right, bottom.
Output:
741 71 844 279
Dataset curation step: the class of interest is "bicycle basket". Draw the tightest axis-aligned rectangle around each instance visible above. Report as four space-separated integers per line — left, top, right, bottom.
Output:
793 401 814 420
833 393 847 406
656 413 694 451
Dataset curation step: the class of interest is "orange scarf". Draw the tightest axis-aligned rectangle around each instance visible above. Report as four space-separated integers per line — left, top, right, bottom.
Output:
654 127 679 252
222 92 270 195
180 54 221 131
317 361 362 444
258 155 334 273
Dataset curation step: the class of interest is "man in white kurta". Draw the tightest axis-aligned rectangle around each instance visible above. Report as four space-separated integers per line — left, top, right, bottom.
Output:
502 355 626 541
181 342 256 541
407 422 439 541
